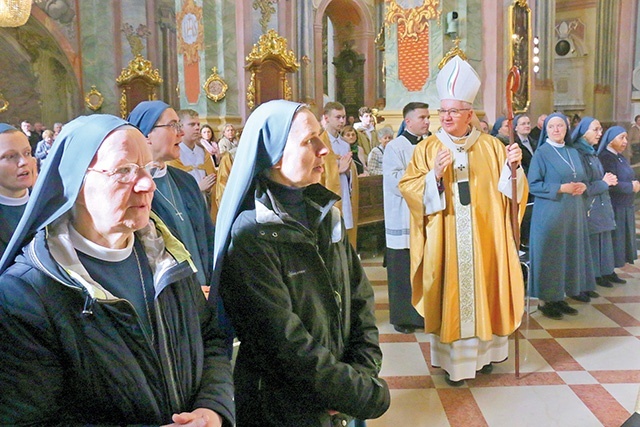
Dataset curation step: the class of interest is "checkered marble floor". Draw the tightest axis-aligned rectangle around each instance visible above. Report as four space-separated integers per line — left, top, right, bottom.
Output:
360 255 640 427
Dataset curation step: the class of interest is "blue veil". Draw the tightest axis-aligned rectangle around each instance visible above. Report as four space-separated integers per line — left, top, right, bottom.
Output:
570 116 596 155
537 112 572 148
598 126 626 155
0 115 129 273
212 100 303 285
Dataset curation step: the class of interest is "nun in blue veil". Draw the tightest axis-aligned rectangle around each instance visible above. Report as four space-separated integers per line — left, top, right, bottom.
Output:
215 100 389 427
571 117 617 289
0 115 234 426
598 126 639 272
527 113 595 319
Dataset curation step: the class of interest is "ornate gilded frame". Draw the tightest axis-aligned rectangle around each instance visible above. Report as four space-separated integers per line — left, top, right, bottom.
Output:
508 0 531 113
116 54 163 118
176 0 204 65
203 67 228 102
245 29 299 110
85 85 104 111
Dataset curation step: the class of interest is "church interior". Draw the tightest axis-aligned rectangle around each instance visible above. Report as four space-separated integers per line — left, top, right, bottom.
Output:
2 0 640 426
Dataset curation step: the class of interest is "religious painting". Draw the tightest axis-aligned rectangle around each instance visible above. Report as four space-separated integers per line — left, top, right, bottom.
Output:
509 0 531 113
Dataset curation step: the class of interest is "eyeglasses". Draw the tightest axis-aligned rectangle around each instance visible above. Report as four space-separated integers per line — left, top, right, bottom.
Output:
437 108 471 117
87 161 163 184
152 121 183 133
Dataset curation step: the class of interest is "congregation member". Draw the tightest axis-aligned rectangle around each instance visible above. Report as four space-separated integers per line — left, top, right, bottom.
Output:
169 109 217 217
490 116 510 145
0 124 36 258
367 125 394 176
342 124 368 176
572 117 617 290
528 113 547 142
201 123 221 167
34 129 55 168
218 124 238 155
513 113 537 248
52 121 63 139
354 106 378 156
320 101 359 245
20 120 40 154
215 99 389 427
0 115 234 426
598 126 640 279
399 56 526 386
478 118 490 134
528 113 595 319
383 102 429 334
127 101 215 290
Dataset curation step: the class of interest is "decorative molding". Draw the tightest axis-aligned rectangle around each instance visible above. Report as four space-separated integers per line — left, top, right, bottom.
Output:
116 54 163 86
253 0 276 34
246 29 300 69
176 0 204 65
203 67 228 102
84 85 104 111
121 23 151 57
438 38 467 69
383 0 440 41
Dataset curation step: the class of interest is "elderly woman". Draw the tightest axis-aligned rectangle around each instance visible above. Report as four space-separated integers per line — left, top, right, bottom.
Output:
598 126 640 279
0 124 37 258
215 100 389 427
572 117 617 290
0 115 234 426
490 116 510 145
528 113 595 319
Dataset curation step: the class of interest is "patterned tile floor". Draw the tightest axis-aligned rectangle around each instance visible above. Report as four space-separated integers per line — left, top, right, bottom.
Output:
360 249 640 427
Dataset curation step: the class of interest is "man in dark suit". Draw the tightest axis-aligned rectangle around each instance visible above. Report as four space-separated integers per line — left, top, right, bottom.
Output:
528 114 546 145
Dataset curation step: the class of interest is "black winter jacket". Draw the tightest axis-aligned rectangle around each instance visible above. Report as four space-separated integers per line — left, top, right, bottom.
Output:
221 179 390 427
0 215 234 426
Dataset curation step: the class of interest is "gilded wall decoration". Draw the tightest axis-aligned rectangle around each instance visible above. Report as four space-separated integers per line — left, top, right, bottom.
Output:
509 0 531 113
203 67 228 102
0 93 9 113
384 0 440 92
253 0 276 34
176 0 204 65
84 85 104 111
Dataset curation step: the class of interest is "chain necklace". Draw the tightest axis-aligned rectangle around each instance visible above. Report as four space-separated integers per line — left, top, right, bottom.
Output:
550 144 577 179
133 245 155 344
155 183 184 221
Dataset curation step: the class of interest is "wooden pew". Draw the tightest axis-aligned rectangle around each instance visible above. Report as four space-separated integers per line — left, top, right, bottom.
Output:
357 175 385 254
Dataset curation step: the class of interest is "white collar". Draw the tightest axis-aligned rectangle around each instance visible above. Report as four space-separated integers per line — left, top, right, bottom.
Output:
0 192 29 206
68 222 134 262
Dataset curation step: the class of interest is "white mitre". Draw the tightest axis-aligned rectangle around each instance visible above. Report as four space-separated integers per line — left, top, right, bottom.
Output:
436 55 481 103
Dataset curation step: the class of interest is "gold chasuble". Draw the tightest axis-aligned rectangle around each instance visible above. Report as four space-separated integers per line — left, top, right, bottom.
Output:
399 130 527 344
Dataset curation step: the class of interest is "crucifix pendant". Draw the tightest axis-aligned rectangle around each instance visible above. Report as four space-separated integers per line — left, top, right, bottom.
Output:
176 210 184 221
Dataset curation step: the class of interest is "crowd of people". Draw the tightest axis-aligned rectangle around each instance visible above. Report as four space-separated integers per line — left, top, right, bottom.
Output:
1 53 639 424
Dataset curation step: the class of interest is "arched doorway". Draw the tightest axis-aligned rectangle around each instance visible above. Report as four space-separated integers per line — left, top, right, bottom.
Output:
314 0 376 114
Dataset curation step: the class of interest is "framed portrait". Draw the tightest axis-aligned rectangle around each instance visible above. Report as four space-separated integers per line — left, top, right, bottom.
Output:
85 86 104 111
509 0 531 113
203 67 228 102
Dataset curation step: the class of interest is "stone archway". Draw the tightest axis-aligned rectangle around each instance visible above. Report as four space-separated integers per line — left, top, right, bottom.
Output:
313 0 376 112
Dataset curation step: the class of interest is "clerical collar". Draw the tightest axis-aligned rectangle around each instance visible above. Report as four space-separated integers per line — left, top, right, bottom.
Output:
68 222 134 262
0 191 29 206
402 130 422 145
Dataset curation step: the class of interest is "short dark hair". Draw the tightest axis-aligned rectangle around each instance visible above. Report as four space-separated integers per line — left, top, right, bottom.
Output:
323 102 345 116
402 102 430 118
358 106 372 117
635 115 640 122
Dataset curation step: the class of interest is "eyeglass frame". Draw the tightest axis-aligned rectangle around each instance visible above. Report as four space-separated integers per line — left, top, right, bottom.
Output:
152 121 183 133
87 161 163 184
437 108 472 118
